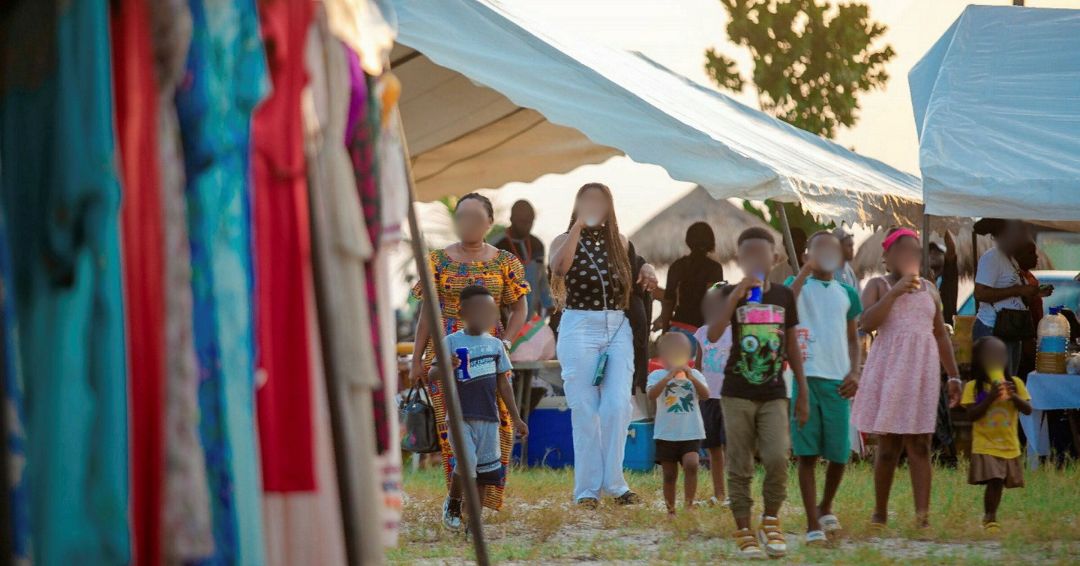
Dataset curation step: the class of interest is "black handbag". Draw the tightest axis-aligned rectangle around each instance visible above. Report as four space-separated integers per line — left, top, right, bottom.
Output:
399 382 440 454
993 308 1036 342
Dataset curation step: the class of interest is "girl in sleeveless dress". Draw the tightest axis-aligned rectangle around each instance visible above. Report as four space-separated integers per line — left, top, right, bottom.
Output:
852 228 962 529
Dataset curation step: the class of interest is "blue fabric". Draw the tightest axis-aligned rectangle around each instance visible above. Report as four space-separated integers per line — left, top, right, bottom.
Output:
0 198 29 562
176 0 269 564
0 1 130 563
910 5 1080 220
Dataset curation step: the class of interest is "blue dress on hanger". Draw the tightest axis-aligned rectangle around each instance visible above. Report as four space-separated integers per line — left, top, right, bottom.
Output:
176 0 269 564
0 1 129 564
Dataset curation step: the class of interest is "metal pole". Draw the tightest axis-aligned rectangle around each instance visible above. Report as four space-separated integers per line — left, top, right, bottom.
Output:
399 119 491 566
776 203 801 273
922 212 932 278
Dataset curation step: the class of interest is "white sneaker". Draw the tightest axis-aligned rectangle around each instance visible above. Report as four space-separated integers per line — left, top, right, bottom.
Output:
819 513 842 535
805 529 827 547
442 497 463 531
757 515 787 558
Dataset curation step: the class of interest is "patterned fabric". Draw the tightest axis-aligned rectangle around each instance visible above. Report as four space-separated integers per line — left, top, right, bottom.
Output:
412 249 529 510
853 280 941 435
148 0 216 560
0 200 30 564
565 228 624 311
176 0 269 563
0 1 130 563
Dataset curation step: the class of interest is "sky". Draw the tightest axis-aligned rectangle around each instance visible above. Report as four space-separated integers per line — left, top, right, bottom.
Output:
399 0 1077 304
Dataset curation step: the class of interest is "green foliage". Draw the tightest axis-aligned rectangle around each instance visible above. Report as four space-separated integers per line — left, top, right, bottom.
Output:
705 0 895 139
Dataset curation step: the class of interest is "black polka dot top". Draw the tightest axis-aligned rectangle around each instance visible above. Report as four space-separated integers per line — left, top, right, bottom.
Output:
565 228 624 311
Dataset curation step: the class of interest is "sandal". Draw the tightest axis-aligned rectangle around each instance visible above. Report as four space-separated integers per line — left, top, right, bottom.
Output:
805 530 828 547
819 513 842 534
983 521 1001 534
733 528 766 560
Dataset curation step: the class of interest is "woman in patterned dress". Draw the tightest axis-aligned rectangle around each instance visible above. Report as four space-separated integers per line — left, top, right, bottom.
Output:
409 193 530 511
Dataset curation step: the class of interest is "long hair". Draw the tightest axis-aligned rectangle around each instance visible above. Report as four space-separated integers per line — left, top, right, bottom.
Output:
551 183 634 310
970 336 996 403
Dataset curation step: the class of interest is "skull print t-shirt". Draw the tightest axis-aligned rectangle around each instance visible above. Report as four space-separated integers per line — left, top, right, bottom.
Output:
719 283 799 401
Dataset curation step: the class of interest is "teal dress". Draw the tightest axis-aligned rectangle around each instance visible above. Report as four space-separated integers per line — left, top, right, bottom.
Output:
0 1 130 564
176 0 269 563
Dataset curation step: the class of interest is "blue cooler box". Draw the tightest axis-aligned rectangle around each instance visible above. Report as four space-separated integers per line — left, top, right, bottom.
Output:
623 419 655 471
512 398 574 468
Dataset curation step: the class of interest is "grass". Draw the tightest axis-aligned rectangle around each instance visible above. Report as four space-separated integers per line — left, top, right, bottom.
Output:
389 459 1080 564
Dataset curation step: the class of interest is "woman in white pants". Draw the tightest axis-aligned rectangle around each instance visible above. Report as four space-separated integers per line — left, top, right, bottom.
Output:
550 183 657 508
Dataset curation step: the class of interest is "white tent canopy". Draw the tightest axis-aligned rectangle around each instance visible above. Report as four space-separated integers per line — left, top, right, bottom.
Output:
391 0 923 228
910 5 1080 221
392 44 620 201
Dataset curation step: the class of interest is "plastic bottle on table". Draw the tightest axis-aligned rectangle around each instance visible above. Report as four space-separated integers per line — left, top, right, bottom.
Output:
1038 306 1070 354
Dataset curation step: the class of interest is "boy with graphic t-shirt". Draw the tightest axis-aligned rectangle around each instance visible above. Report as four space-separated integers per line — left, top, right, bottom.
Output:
785 230 863 545
708 227 808 559
432 286 529 531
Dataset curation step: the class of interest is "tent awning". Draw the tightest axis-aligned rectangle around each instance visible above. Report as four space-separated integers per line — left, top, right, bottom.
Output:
392 44 620 200
910 5 1080 221
391 0 923 227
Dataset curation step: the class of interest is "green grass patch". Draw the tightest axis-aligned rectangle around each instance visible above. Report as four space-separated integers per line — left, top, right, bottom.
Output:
389 460 1080 564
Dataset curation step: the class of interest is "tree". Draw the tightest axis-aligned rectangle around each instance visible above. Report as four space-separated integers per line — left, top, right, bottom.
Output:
706 0 895 239
705 0 895 139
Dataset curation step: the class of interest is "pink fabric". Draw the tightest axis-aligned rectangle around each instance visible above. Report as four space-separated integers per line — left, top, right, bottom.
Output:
881 228 919 252
852 280 941 435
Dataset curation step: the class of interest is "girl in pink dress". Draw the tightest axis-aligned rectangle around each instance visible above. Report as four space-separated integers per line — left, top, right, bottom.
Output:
853 228 961 529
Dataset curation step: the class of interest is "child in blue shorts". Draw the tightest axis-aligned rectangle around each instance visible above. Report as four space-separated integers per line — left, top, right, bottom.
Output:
786 231 863 545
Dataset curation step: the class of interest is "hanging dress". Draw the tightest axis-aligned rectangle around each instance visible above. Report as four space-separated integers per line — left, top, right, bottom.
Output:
300 12 383 563
252 0 317 493
175 0 269 563
147 0 217 560
112 0 167 562
0 191 30 564
0 1 130 563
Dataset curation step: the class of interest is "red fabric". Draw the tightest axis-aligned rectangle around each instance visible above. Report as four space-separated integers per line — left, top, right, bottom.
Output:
252 0 316 492
111 0 165 563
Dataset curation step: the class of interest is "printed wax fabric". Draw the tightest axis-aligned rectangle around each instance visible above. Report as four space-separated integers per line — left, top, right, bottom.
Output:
175 0 269 563
112 0 167 562
252 0 317 493
147 0 216 560
0 1 131 563
411 249 528 510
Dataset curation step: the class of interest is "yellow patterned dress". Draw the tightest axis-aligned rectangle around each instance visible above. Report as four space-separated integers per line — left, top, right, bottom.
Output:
412 248 529 510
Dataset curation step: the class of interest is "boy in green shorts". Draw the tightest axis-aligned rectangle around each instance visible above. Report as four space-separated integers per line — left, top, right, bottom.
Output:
786 231 863 545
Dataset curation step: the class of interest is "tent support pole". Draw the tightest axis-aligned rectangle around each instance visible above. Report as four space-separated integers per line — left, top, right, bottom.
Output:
777 203 800 273
400 120 492 566
922 212 932 278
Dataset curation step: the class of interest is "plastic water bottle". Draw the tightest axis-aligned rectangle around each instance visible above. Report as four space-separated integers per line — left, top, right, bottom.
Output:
747 272 764 303
1038 307 1070 354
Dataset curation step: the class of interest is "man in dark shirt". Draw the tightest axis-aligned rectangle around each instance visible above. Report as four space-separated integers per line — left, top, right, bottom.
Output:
493 200 553 318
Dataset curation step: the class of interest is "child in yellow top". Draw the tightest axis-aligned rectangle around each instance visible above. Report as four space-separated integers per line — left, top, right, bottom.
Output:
961 336 1032 532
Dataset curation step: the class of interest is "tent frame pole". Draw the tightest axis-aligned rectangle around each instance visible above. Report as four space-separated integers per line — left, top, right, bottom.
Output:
922 212 932 278
776 203 801 273
399 120 492 566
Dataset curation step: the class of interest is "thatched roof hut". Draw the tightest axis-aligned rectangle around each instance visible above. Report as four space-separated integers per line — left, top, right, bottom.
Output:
853 224 1054 278
629 186 783 267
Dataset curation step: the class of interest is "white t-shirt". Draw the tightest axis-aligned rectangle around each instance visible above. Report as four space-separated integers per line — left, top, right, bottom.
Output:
975 247 1026 327
694 326 732 399
647 368 707 441
787 277 862 380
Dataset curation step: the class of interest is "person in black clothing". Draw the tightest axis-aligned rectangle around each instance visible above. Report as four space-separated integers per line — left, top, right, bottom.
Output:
493 200 553 319
653 222 725 354
929 232 959 325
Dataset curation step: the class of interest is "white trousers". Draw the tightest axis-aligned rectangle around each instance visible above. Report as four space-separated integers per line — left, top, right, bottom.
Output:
557 309 634 501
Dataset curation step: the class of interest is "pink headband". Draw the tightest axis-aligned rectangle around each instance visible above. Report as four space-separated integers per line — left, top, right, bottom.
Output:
882 228 919 252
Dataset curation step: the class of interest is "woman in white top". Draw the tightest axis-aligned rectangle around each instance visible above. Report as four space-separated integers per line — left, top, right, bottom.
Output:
972 220 1042 376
